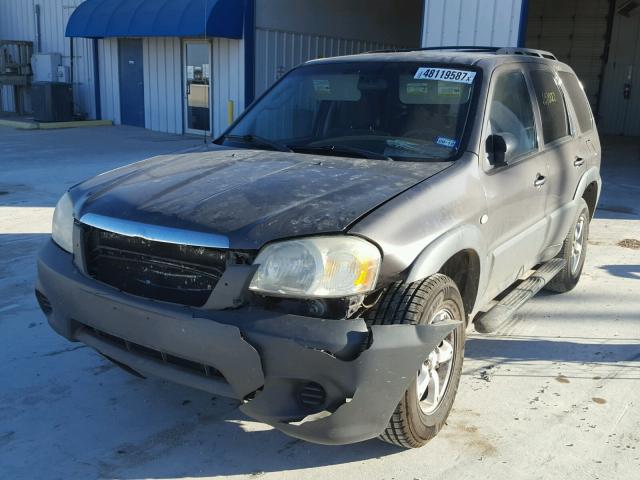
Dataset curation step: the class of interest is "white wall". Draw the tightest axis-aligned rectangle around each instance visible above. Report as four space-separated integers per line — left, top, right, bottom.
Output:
211 38 245 136
526 0 609 109
599 3 640 136
97 38 120 125
421 0 524 47
141 37 244 136
143 37 182 134
0 0 96 118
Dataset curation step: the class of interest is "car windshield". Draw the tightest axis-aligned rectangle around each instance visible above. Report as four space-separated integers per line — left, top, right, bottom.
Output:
220 61 479 162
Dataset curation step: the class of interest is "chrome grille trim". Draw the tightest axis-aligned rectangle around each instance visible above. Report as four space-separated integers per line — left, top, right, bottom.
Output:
79 213 229 249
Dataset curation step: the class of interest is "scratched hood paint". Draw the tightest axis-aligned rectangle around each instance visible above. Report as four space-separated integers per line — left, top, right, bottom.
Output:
72 148 451 249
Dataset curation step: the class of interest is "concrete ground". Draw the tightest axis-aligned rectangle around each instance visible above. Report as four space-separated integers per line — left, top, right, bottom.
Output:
0 125 639 480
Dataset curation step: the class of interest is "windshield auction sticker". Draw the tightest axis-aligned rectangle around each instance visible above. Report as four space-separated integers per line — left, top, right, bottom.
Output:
414 67 476 84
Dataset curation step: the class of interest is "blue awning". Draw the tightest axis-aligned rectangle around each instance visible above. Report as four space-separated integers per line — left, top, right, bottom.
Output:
66 0 246 39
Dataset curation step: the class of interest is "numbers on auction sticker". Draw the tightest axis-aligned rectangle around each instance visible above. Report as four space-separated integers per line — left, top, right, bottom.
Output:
414 67 476 84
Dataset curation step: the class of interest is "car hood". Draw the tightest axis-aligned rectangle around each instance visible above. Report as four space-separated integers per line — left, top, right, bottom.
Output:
72 148 451 249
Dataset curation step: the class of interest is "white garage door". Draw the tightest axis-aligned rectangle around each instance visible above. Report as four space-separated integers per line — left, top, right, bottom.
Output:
525 0 610 109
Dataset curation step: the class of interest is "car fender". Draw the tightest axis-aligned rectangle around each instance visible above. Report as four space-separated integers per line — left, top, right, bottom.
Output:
406 223 489 313
574 166 601 203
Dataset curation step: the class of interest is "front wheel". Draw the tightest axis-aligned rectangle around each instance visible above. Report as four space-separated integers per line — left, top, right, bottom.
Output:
366 274 466 449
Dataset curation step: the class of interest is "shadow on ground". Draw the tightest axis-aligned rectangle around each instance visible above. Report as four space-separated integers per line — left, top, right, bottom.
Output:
600 264 640 280
465 337 640 365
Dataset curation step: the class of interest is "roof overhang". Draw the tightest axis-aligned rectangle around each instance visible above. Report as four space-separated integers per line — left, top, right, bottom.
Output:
65 0 246 39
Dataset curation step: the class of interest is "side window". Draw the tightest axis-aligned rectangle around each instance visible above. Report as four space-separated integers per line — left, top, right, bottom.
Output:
488 71 538 160
530 69 571 143
558 71 594 133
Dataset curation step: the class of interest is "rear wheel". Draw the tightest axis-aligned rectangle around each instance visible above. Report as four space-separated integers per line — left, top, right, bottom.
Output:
545 198 590 293
366 274 465 448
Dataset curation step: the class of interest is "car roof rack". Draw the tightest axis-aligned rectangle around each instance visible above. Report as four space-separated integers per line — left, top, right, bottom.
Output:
367 45 500 54
495 47 557 60
366 45 558 60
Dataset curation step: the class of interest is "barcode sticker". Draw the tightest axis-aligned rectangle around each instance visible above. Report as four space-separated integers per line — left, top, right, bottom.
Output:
414 67 477 84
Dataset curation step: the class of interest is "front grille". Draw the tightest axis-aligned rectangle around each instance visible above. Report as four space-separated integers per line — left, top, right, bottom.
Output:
82 225 229 307
86 326 226 381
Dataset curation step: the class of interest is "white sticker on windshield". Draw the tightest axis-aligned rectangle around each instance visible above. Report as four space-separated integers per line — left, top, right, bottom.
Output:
414 67 476 84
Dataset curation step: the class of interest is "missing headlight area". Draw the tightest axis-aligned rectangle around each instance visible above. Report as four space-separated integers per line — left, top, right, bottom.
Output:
250 289 384 320
249 295 363 319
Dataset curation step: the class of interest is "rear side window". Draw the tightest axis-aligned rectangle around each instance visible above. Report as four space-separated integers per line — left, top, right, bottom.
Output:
558 71 593 133
488 71 538 159
530 70 570 143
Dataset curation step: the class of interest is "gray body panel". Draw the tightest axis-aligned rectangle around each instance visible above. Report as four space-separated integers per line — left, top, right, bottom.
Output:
70 148 450 250
37 240 457 445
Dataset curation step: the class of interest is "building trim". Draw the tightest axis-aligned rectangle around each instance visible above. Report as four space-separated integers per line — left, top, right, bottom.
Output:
595 0 618 119
244 0 256 106
517 0 529 47
93 38 101 119
420 0 428 48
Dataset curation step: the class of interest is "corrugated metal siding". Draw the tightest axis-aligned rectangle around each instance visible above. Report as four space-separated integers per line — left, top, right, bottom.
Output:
0 0 36 41
421 0 523 47
526 0 609 109
1 85 18 112
0 0 96 117
255 0 423 47
599 6 640 136
97 38 120 124
143 37 182 134
254 28 399 96
0 0 35 112
211 38 245 136
62 3 96 119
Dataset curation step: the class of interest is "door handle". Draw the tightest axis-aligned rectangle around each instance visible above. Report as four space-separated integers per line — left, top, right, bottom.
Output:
573 157 585 167
534 174 546 188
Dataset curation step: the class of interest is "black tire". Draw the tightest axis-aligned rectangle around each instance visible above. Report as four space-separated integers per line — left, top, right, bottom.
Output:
365 274 465 449
545 198 590 293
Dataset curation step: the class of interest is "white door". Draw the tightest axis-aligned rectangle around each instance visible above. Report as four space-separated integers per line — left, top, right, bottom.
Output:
184 41 211 135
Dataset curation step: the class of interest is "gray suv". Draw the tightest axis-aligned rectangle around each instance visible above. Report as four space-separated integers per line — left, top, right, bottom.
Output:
36 47 601 448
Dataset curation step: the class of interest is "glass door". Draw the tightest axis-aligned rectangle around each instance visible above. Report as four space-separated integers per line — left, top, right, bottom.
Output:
184 41 211 135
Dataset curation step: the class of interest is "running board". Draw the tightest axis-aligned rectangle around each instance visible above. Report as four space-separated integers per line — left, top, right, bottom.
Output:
474 258 566 334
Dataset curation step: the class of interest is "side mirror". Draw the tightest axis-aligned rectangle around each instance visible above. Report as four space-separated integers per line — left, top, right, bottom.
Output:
486 133 519 167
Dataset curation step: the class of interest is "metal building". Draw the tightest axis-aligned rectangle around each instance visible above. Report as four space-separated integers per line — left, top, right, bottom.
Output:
2 0 639 137
0 0 423 136
422 0 640 136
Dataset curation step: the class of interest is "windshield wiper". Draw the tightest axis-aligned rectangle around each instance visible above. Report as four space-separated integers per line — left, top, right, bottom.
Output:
289 144 393 161
221 134 292 152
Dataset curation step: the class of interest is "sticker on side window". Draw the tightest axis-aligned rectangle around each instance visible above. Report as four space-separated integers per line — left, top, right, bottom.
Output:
414 67 476 84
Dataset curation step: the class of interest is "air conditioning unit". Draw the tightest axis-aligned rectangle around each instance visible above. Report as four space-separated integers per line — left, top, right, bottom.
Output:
31 82 73 122
31 53 61 82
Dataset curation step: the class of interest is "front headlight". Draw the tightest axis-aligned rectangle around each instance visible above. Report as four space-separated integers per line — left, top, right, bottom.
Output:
249 236 381 298
51 192 74 253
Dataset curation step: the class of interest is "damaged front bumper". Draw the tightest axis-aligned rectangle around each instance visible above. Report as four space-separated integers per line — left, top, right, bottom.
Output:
36 240 458 445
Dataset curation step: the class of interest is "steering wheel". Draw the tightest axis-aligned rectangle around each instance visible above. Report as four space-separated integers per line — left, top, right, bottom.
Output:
403 126 443 142
346 127 392 137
